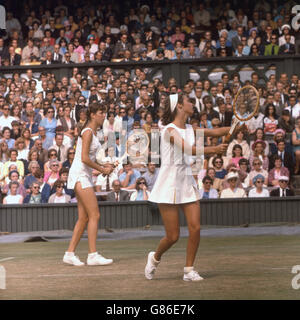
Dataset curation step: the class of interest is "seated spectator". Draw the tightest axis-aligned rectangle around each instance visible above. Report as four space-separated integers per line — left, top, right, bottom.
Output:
2 149 25 179
205 167 223 193
278 109 294 135
211 156 227 179
228 144 245 168
238 158 250 188
119 161 141 189
227 129 250 159
199 176 218 199
34 169 51 203
48 179 71 203
15 137 29 161
0 141 9 164
142 161 160 192
39 106 57 139
248 174 270 198
23 181 42 204
270 175 295 197
249 140 269 170
2 170 26 198
62 147 75 169
95 159 118 192
268 156 290 187
199 111 212 129
24 161 41 191
220 172 246 198
44 149 62 174
263 104 279 137
106 179 130 202
249 158 269 187
50 167 74 199
269 139 294 175
44 159 60 187
3 181 23 204
49 133 68 163
250 128 269 156
130 177 150 201
27 148 44 171
21 128 35 151
1 126 15 149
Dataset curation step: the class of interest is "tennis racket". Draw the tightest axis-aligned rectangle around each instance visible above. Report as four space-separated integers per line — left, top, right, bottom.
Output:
96 129 150 166
224 85 260 143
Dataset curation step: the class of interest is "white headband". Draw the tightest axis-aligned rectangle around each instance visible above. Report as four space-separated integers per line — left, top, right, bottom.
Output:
170 94 178 112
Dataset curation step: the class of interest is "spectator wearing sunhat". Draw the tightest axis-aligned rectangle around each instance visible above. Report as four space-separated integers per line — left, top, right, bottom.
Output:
248 174 270 198
270 175 294 197
220 171 247 198
279 24 295 47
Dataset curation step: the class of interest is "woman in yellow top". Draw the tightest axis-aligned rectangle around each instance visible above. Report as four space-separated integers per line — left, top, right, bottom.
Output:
2 149 24 179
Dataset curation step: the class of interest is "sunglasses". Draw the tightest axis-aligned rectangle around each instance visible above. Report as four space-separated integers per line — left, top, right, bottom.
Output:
50 153 57 156
3 108 9 111
256 180 263 184
56 186 63 189
48 110 54 113
204 181 212 185
69 152 75 155
32 186 40 189
138 181 146 185
253 163 260 165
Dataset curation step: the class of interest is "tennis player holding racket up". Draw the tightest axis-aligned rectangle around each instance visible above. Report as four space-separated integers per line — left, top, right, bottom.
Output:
145 92 245 281
63 103 113 266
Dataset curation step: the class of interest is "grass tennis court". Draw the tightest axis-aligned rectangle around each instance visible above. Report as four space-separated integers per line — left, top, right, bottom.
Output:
1 234 300 300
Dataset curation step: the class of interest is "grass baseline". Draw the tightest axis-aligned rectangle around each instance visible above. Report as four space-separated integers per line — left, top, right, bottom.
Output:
0 234 300 300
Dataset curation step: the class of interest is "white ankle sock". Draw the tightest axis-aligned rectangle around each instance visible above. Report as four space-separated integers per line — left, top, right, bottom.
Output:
65 252 74 257
88 252 98 258
152 253 160 265
184 267 194 273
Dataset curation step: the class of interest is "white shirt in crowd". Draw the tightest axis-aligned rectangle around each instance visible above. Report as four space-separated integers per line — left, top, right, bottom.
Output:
248 188 270 198
220 187 247 198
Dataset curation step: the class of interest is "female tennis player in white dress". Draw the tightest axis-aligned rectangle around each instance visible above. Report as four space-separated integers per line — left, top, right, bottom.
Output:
63 103 113 266
145 93 233 281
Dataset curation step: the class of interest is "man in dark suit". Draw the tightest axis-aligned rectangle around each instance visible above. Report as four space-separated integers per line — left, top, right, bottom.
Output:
41 51 55 65
270 176 295 197
106 179 130 202
53 44 63 63
8 46 21 65
278 34 296 55
216 97 233 127
269 139 294 175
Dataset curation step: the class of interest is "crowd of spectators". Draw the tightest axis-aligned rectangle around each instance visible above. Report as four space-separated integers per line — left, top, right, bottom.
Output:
1 0 300 66
0 1 300 204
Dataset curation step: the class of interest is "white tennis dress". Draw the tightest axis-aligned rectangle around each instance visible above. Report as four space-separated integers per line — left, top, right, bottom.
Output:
149 123 200 204
67 127 101 189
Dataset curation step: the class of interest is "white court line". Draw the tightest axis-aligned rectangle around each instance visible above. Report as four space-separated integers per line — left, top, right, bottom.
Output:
0 257 15 263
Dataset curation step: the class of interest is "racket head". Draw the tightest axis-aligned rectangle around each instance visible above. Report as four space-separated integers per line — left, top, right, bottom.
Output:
233 85 259 122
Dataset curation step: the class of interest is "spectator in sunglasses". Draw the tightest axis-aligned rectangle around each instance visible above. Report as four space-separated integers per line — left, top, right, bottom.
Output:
129 177 150 201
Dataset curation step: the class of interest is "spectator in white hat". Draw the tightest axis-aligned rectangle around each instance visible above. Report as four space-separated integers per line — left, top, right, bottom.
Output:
279 25 295 47
220 172 247 198
270 176 294 197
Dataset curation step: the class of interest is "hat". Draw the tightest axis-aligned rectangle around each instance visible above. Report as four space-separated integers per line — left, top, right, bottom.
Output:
226 172 239 181
278 175 289 181
252 139 266 151
99 89 107 93
249 27 258 34
120 25 128 32
253 174 265 184
274 128 285 136
220 29 228 35
151 26 161 35
281 24 291 31
87 34 95 40
141 5 150 11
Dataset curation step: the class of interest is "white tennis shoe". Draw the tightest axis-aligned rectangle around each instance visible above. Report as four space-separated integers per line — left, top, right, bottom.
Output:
145 251 160 280
87 252 113 266
63 252 85 266
183 269 204 282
